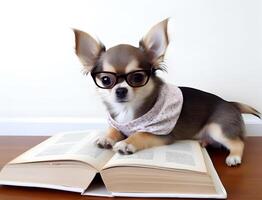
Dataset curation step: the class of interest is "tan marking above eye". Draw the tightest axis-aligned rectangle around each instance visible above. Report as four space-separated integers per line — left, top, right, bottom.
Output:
103 60 117 73
125 59 141 73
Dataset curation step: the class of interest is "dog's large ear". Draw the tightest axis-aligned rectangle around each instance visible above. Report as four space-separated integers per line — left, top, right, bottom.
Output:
139 19 169 66
73 29 105 73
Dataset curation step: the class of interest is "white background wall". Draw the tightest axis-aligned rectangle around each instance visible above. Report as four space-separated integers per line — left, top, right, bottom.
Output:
0 0 261 122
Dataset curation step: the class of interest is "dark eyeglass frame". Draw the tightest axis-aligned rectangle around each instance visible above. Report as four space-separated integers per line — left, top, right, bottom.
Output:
91 68 157 89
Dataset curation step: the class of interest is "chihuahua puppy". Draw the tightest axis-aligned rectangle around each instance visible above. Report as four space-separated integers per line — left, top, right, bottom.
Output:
73 19 260 166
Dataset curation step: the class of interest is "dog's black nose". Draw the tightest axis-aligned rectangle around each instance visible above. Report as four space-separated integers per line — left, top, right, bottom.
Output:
116 87 128 99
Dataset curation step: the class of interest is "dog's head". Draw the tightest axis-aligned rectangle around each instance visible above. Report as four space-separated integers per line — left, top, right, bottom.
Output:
74 19 170 119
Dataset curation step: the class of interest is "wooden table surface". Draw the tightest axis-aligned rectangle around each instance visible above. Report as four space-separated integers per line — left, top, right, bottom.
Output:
0 136 261 200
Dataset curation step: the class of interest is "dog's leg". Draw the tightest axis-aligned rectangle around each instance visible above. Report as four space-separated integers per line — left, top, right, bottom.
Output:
113 132 173 154
207 123 244 166
96 127 125 149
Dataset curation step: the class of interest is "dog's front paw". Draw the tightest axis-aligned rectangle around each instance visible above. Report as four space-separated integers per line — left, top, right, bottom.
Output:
226 155 241 166
96 136 115 149
113 141 137 155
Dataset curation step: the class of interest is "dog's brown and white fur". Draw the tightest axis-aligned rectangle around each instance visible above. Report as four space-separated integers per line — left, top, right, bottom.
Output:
73 19 260 166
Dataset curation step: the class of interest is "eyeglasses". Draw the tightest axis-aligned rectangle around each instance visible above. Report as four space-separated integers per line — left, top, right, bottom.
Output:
91 68 156 89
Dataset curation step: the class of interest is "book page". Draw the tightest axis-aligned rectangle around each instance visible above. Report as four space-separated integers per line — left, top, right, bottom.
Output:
103 140 207 173
10 130 115 171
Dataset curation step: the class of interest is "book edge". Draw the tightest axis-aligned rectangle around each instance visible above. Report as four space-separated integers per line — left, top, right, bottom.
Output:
111 192 226 198
201 148 227 198
0 180 83 193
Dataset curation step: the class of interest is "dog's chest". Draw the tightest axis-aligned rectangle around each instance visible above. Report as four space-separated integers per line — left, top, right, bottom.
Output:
113 104 135 123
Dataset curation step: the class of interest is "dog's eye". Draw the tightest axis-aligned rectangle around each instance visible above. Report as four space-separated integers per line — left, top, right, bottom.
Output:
132 73 144 83
93 72 117 89
126 71 149 87
128 72 146 84
101 76 112 86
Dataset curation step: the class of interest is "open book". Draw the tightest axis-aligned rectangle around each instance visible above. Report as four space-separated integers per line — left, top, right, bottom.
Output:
0 130 226 198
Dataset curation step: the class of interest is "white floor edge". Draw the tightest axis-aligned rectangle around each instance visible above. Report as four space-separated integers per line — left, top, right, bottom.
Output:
0 114 261 136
